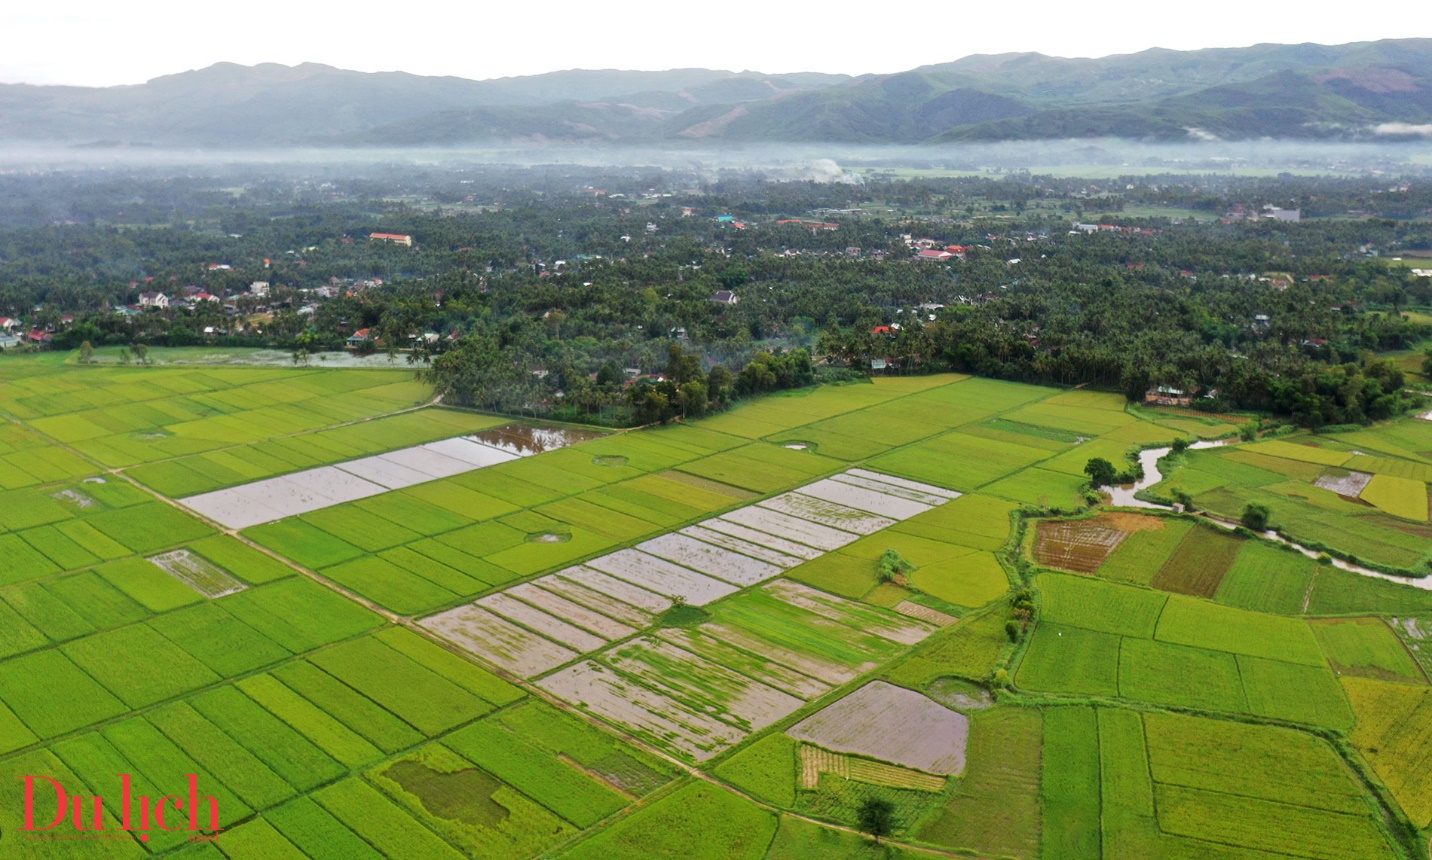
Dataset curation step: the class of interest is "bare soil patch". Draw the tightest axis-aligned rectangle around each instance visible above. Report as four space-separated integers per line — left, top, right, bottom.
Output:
51 489 96 508
1034 516 1144 572
1315 470 1374 498
895 601 959 627
787 681 969 775
926 678 994 711
148 549 247 598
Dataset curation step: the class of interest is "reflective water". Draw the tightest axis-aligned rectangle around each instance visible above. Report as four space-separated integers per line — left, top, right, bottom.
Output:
468 424 606 455
1104 440 1229 508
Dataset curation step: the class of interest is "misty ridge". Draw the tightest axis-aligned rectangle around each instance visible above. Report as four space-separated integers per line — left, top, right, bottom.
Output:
2 39 1432 153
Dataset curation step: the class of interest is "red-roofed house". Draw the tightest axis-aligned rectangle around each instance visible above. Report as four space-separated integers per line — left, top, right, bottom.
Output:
346 328 373 348
916 249 953 261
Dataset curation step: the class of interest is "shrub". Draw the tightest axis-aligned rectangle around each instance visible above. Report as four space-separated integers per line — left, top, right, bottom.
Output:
1241 502 1272 531
878 549 915 583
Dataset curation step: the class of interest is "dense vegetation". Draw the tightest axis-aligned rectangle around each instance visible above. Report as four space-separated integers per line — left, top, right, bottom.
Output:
2 164 1430 427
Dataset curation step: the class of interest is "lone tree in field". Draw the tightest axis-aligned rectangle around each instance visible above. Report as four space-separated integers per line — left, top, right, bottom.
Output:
857 797 895 843
1084 457 1117 487
1241 502 1272 531
878 549 914 583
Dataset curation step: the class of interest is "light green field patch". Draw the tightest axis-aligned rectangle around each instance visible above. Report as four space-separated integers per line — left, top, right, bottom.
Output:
1041 705 1101 860
980 468 1086 509
1039 573 1167 637
444 720 627 828
1225 450 1328 482
1359 474 1430 521
1017 623 1121 696
785 552 882 599
1311 616 1426 683
1155 595 1326 666
244 519 366 570
302 506 424 553
1215 541 1315 615
560 780 778 860
321 556 459 614
96 556 208 611
189 535 294 584
713 732 798 806
1099 707 1158 858
1119 638 1246 713
1347 454 1432 483
868 432 1050 492
63 623 221 708
884 603 1012 688
910 552 1009 608
1236 655 1354 729
1245 439 1353 467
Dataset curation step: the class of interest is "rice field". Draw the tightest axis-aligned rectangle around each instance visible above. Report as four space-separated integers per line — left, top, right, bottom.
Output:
3 353 1432 858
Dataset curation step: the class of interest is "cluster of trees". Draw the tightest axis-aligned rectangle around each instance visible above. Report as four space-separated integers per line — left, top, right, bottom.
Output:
420 337 815 426
622 347 815 424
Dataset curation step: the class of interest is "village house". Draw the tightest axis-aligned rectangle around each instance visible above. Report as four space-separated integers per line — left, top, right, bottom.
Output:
369 233 413 247
712 290 739 305
346 328 373 348
1145 386 1193 407
138 292 170 309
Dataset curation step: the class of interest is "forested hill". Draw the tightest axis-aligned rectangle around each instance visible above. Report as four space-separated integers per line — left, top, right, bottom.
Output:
3 39 1432 147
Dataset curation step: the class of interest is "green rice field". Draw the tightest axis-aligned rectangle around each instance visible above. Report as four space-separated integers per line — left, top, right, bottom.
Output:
0 350 1430 858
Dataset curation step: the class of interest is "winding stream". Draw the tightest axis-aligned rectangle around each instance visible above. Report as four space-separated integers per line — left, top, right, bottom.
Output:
1101 439 1432 590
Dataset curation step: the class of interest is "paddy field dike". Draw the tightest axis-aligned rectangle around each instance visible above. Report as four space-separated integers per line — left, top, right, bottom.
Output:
1 353 1431 859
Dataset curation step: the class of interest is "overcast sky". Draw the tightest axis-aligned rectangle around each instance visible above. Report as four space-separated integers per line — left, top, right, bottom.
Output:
1 0 1418 87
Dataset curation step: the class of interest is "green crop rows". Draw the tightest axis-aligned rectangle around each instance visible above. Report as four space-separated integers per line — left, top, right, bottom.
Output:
0 352 1429 858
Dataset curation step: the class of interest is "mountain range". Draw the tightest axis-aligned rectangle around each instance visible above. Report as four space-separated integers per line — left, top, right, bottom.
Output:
2 39 1431 148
